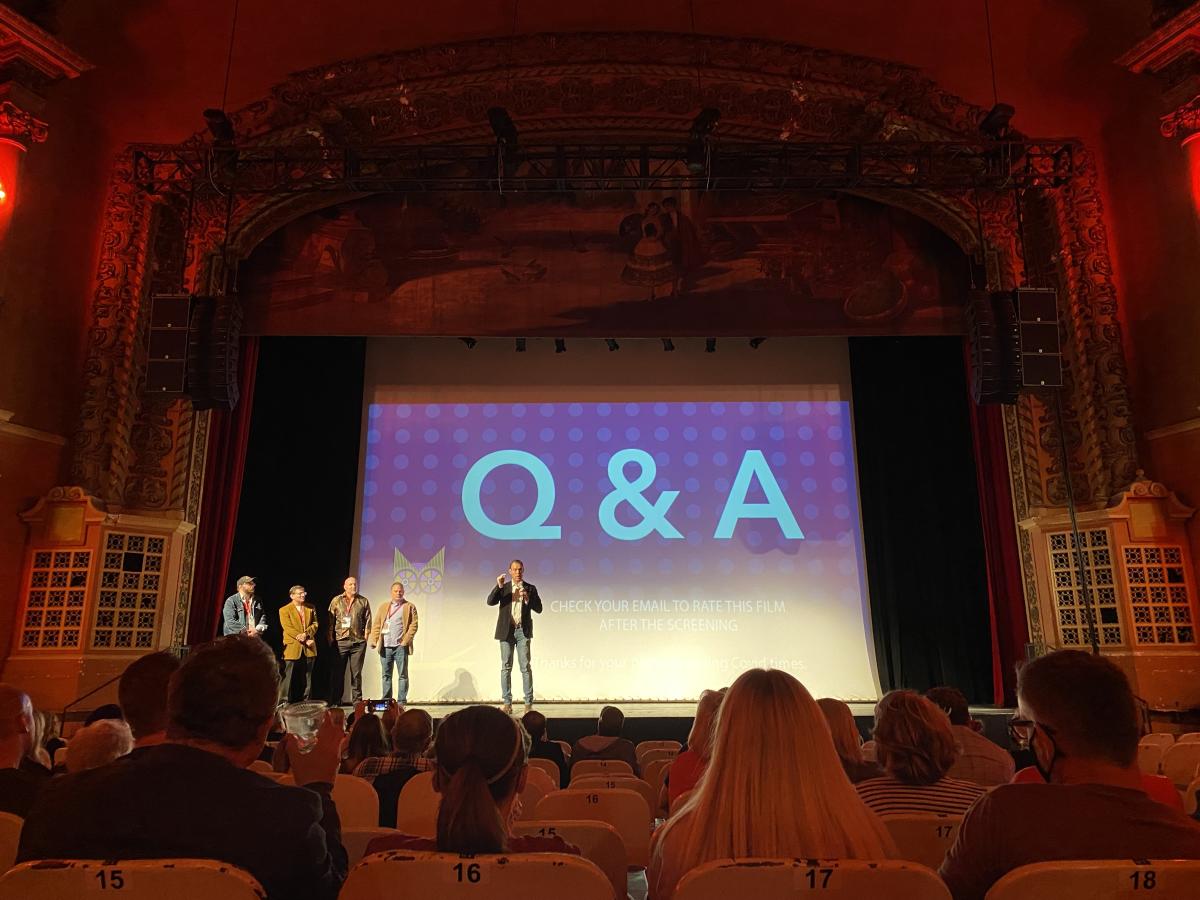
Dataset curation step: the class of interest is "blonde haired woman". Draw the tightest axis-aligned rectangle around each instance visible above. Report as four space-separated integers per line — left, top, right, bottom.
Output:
649 669 895 900
664 688 726 810
855 690 984 815
818 697 883 784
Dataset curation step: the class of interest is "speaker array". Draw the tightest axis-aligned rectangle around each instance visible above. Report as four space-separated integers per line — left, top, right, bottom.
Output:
144 293 243 410
967 287 1063 403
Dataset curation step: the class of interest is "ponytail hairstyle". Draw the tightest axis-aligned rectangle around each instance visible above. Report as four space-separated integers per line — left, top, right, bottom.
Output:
434 706 530 854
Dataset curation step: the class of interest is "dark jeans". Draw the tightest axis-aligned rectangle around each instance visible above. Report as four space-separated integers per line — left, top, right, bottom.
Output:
280 655 313 703
329 639 366 704
380 644 410 704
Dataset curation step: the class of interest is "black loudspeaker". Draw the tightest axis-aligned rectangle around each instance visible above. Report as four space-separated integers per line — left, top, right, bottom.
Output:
1015 287 1063 388
187 294 243 411
966 289 1020 405
145 294 192 394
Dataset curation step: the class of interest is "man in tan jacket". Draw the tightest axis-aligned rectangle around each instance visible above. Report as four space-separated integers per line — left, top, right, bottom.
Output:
368 582 418 705
279 586 318 702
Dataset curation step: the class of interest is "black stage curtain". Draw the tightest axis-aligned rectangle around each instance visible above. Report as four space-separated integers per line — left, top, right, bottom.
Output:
227 337 366 694
849 336 992 702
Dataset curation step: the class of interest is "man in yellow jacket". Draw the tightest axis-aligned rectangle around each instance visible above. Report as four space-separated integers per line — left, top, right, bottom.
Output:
279 585 318 702
368 582 418 705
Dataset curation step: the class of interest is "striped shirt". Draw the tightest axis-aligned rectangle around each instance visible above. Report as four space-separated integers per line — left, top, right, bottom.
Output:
353 752 434 783
856 774 985 816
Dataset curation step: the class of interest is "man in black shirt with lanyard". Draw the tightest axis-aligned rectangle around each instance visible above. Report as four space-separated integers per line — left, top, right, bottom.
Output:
327 577 371 705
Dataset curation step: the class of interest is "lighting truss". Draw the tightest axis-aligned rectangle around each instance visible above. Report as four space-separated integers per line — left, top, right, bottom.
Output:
131 139 1079 196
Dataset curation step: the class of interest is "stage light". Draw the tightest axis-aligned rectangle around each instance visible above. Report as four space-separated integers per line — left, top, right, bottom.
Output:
661 338 675 352
979 103 1015 139
203 108 235 143
554 338 566 353
605 338 620 352
705 338 717 353
687 107 721 173
749 337 766 349
515 337 526 353
487 107 518 150
459 337 477 349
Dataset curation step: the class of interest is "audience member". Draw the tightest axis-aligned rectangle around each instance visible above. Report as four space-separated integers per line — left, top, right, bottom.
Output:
925 685 1015 786
118 650 181 748
38 711 66 768
366 705 577 856
818 697 882 784
570 705 640 776
666 689 726 808
940 650 1200 900
649 669 895 900
856 691 985 816
341 713 389 775
83 703 124 726
0 684 50 817
22 707 53 774
18 635 349 900
522 709 567 788
355 708 434 782
65 718 134 772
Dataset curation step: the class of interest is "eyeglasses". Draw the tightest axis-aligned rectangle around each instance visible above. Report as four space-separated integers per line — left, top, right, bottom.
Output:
1008 715 1056 749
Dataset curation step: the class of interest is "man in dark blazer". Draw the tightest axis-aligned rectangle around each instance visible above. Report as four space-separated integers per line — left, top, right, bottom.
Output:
222 575 268 638
18 635 348 900
486 559 543 714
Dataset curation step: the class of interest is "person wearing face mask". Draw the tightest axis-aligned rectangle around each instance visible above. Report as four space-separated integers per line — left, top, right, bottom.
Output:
940 650 1200 900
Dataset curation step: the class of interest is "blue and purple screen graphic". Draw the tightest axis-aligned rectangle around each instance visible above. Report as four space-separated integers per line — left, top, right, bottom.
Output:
355 399 879 701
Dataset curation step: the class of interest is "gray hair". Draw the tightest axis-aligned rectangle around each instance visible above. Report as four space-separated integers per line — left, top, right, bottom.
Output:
66 719 135 773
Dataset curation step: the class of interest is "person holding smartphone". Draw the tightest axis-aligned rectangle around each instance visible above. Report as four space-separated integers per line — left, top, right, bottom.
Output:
368 581 418 705
486 559 543 714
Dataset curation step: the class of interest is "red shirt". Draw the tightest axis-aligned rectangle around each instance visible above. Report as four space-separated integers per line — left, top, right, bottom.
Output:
1011 765 1184 812
666 750 707 806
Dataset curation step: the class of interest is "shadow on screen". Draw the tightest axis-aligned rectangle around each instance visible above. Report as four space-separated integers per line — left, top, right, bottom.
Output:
436 668 480 701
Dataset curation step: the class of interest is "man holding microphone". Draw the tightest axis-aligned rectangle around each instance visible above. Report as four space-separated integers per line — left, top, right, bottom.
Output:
487 559 543 714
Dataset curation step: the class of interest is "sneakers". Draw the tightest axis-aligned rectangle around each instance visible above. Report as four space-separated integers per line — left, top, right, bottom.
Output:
501 703 513 714
524 703 533 714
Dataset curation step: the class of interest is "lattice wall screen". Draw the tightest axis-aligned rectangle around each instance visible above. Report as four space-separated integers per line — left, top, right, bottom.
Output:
1048 529 1124 646
92 532 165 650
1124 545 1194 645
21 550 90 650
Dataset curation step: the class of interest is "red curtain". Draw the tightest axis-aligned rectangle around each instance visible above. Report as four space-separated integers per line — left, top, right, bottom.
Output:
966 395 1028 705
186 337 260 647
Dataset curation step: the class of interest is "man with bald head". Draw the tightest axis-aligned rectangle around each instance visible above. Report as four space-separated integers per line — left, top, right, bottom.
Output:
0 683 49 816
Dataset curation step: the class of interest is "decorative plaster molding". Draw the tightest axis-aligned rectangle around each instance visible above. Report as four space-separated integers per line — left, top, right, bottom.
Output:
0 409 67 446
0 7 91 83
1146 416 1200 440
1119 4 1200 75
1161 94 1200 137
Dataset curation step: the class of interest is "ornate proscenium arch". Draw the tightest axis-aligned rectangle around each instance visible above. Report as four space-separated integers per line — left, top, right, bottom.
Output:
69 33 1136 647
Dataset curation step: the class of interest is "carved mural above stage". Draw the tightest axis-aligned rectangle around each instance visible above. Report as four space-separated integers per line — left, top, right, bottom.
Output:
240 192 963 337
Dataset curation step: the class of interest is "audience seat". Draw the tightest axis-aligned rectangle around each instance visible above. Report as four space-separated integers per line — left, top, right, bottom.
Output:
1183 775 1200 816
1178 733 1200 744
524 764 557 795
1138 743 1165 776
371 767 420 828
394 770 439 838
642 758 672 814
555 740 572 759
636 748 678 769
572 759 634 779
985 859 1200 900
0 858 264 900
882 813 963 870
672 857 951 900
528 757 561 784
517 777 550 822
247 759 274 773
1140 733 1176 750
342 826 401 867
634 740 681 759
861 740 877 762
570 774 657 821
281 773 379 829
339 849 611 900
1160 743 1200 788
0 812 20 872
514 819 627 900
535 788 651 868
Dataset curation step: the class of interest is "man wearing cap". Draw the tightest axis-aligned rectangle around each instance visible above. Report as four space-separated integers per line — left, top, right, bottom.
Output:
222 576 268 638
